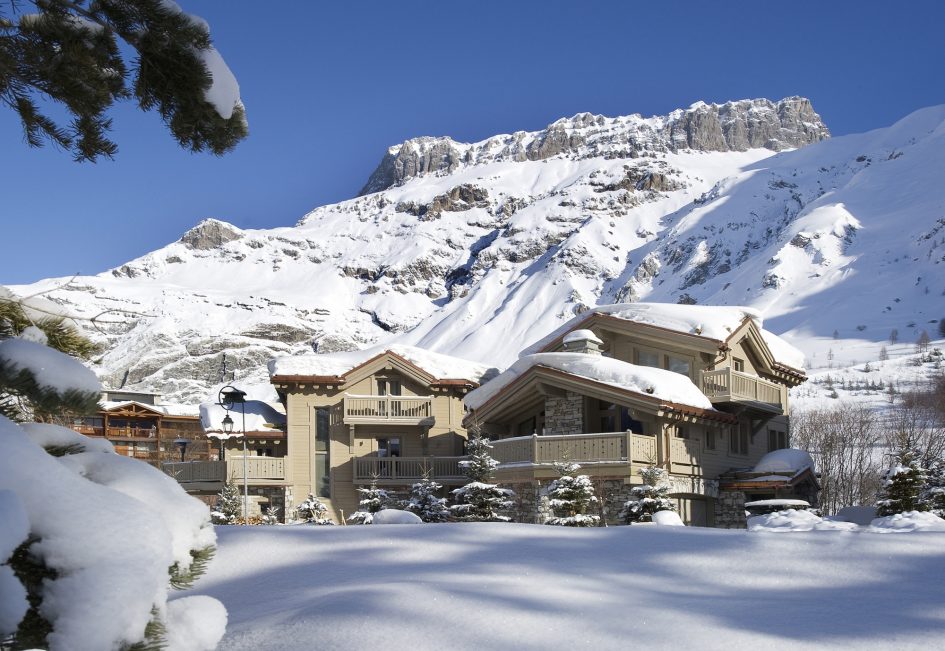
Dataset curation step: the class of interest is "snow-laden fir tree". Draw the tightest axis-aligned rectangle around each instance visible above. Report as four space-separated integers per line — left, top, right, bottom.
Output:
0 295 223 650
923 458 945 518
876 449 929 516
545 461 600 527
347 478 391 524
621 466 676 523
405 473 451 523
295 493 335 525
210 479 243 524
451 433 514 522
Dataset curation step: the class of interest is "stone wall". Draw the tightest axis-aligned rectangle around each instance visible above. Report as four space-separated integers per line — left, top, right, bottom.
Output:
544 392 585 436
714 490 747 529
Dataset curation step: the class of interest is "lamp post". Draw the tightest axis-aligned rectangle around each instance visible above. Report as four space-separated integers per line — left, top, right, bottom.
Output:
219 385 248 524
173 437 189 463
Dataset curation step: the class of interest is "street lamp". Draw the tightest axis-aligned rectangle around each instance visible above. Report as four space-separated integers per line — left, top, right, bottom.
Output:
173 437 189 463
219 385 248 524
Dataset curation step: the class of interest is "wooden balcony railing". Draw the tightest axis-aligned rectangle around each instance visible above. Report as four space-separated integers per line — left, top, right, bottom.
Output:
162 457 286 484
701 368 783 411
343 394 433 424
353 456 466 483
490 432 657 466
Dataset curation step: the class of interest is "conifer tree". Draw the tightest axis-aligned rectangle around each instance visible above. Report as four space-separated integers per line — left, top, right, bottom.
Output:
545 461 600 527
405 473 451 523
210 479 243 524
923 458 945 518
295 493 335 525
621 466 676 523
451 433 513 522
0 0 248 161
347 478 390 524
876 449 929 516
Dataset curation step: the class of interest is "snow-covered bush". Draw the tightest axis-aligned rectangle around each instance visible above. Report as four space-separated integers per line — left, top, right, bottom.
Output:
211 479 244 524
748 509 859 532
621 466 676 524
262 506 281 525
876 449 929 516
867 510 945 533
404 475 451 522
451 434 514 522
348 479 391 524
372 509 423 525
545 461 599 527
295 493 335 525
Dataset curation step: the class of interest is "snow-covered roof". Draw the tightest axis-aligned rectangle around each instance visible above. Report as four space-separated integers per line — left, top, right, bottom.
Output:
100 400 200 418
269 345 495 385
522 303 761 356
759 329 806 371
465 352 715 412
199 401 286 435
753 448 815 475
744 499 811 507
521 302 806 372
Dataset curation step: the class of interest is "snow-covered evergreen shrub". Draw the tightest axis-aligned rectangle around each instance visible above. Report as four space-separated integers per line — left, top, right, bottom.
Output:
295 493 335 525
545 461 600 527
405 475 451 522
0 314 224 650
262 506 281 525
876 449 929 516
348 479 391 524
621 466 676 524
210 480 243 524
923 458 945 518
451 434 514 522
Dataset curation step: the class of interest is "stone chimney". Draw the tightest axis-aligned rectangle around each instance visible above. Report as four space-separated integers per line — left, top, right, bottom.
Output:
561 329 603 355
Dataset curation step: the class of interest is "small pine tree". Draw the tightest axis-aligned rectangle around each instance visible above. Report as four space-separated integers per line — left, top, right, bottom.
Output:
879 345 889 362
621 466 676 523
347 479 391 524
917 330 931 354
210 480 243 524
405 474 451 523
295 494 335 525
545 461 600 527
922 459 945 519
876 450 929 516
451 434 514 522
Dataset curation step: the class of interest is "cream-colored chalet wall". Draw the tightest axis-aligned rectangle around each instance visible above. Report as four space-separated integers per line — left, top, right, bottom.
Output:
345 370 428 397
724 337 761 376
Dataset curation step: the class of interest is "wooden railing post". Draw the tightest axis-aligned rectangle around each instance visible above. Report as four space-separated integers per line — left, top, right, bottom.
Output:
531 434 539 463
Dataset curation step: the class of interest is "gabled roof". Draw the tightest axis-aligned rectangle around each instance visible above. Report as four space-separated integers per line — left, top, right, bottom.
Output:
465 352 734 423
99 400 199 419
268 345 496 387
521 302 806 378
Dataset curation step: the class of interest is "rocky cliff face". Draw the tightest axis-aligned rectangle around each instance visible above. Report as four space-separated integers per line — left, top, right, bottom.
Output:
12 99 945 405
359 97 828 195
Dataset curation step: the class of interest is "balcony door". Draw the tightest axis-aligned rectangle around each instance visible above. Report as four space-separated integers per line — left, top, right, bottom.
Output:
377 379 401 417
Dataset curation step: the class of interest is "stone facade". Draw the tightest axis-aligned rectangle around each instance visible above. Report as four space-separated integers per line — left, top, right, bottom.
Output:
714 490 747 529
544 392 585 436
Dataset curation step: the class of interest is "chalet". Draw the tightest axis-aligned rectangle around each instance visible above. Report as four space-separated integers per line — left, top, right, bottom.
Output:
267 346 494 522
72 390 208 465
463 303 812 527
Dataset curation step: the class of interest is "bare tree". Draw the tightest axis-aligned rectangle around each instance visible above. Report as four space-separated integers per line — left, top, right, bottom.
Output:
887 375 945 469
792 404 883 515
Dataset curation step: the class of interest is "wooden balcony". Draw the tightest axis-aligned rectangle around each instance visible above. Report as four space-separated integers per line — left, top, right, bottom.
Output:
353 456 467 484
162 457 286 488
343 394 434 425
701 368 784 413
490 432 658 466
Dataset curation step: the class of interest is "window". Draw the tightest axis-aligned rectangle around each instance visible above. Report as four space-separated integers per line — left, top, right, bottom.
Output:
730 421 750 455
315 408 330 497
255 447 273 457
637 350 660 368
673 425 689 439
666 355 691 377
598 400 617 432
377 437 401 457
733 358 745 372
705 428 717 451
768 429 787 452
377 379 402 396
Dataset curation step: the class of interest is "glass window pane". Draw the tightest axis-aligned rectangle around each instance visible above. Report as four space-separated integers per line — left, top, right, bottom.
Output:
315 453 330 498
315 408 330 452
667 356 691 376
638 350 659 368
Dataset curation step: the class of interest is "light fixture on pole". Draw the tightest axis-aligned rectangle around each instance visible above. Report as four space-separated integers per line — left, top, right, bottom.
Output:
219 385 248 524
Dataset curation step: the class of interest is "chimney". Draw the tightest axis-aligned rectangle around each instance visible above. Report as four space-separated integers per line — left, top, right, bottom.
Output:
562 329 604 355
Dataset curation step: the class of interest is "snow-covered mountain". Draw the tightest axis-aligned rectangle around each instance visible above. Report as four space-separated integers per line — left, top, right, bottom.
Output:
9 97 945 403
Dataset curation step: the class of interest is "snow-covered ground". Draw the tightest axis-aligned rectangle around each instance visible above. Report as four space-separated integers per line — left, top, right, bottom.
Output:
183 523 945 650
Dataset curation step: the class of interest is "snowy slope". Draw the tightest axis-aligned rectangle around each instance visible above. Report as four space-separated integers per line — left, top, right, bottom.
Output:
7 98 945 403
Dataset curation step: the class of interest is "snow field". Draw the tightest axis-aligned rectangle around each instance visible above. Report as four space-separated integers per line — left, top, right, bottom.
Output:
187 523 945 650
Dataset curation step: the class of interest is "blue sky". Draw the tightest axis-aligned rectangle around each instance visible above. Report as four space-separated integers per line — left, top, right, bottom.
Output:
2 0 944 284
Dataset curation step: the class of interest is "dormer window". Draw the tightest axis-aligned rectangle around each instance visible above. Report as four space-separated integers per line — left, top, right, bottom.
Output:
666 355 691 377
377 379 401 396
637 350 659 368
